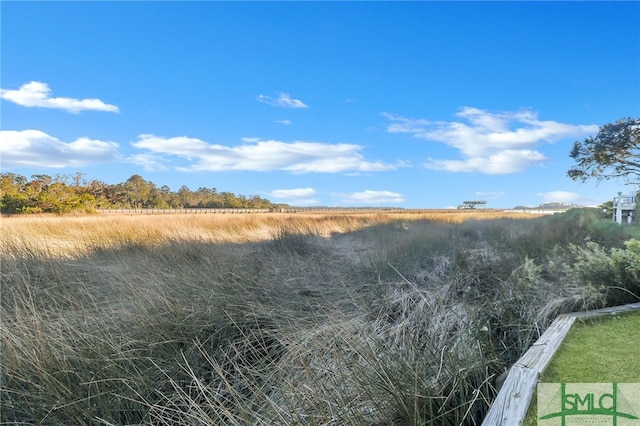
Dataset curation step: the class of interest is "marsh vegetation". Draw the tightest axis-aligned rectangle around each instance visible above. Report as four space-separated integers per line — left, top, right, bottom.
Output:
1 210 639 425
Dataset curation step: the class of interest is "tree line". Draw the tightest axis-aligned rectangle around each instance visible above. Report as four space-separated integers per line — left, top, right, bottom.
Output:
0 173 288 214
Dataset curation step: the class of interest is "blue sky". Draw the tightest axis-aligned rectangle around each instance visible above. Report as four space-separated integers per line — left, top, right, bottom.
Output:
1 1 638 208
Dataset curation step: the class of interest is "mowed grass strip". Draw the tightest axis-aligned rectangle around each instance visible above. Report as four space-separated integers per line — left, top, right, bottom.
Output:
541 310 640 383
524 310 640 425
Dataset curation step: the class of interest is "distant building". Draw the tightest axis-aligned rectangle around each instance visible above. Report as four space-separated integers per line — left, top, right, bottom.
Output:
510 202 581 215
457 200 487 210
612 192 636 224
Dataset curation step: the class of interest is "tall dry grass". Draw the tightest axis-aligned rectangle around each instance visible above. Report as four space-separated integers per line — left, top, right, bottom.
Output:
0 210 531 257
1 209 637 425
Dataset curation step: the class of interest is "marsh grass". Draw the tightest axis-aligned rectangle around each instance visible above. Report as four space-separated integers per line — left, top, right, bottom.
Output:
1 209 638 425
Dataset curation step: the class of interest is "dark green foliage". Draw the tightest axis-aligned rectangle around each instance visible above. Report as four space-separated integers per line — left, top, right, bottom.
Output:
557 240 640 306
511 208 630 260
568 117 640 183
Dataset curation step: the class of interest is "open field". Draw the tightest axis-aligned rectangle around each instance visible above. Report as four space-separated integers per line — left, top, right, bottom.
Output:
1 209 639 425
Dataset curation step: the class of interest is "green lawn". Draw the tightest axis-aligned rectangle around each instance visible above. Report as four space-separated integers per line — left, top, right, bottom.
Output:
523 310 640 425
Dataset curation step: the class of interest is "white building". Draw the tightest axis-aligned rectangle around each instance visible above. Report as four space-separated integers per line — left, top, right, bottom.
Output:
612 192 637 224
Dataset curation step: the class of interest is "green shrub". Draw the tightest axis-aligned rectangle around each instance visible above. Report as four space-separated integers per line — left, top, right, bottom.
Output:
558 240 640 306
625 238 640 255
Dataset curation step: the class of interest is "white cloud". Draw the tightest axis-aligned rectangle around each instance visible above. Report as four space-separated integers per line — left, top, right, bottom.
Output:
384 107 598 174
537 191 581 204
536 191 602 207
275 119 292 125
336 190 406 205
257 93 309 108
270 188 319 206
1 129 121 168
382 112 432 134
132 135 398 174
426 149 547 174
0 81 119 113
128 153 169 172
271 188 316 198
241 137 261 143
289 198 321 206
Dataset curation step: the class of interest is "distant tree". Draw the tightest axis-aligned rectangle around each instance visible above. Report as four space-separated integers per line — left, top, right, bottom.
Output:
248 195 271 209
147 184 170 209
20 175 54 213
123 175 152 208
70 172 87 188
85 179 113 208
0 173 27 188
30 174 53 190
207 187 223 208
158 185 181 209
194 187 212 207
177 185 193 208
236 194 248 208
37 182 91 214
568 117 640 184
0 173 29 213
221 191 242 208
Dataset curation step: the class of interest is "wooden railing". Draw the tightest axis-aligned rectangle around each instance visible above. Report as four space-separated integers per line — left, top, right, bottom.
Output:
97 207 421 214
95 207 547 215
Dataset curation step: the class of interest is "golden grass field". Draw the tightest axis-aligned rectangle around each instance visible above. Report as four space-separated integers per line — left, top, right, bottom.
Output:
0 209 535 257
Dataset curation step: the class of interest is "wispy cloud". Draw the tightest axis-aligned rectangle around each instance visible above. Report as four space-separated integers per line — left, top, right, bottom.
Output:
128 153 169 172
383 107 598 174
383 113 432 134
475 191 506 199
270 188 319 206
271 188 316 198
1 129 121 168
132 135 398 173
336 190 406 205
426 149 546 174
0 81 119 113
536 191 602 207
538 191 582 204
275 119 292 125
257 92 309 109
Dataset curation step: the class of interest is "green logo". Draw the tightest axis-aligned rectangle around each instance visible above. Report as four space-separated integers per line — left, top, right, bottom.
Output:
538 383 640 425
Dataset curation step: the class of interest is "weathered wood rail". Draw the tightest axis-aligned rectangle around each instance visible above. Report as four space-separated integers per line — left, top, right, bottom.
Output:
95 207 547 215
482 302 640 426
96 208 410 215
